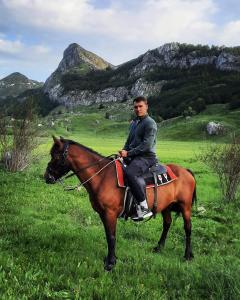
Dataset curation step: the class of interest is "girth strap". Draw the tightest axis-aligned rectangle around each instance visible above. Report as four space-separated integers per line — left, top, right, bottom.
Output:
152 171 158 218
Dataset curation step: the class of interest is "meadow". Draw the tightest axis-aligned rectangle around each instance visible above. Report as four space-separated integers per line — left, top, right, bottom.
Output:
0 105 240 299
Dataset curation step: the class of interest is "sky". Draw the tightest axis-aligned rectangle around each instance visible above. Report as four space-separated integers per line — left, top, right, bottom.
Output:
0 0 240 82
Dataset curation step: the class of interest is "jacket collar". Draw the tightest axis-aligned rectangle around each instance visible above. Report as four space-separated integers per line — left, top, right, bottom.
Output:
135 113 148 121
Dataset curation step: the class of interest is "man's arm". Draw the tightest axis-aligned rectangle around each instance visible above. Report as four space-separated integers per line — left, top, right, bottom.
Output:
123 120 135 151
123 133 131 151
119 131 131 157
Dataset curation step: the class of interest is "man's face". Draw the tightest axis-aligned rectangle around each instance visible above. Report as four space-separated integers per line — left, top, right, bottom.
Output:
134 101 148 117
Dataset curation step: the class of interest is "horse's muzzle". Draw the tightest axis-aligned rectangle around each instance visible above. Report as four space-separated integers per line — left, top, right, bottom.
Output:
44 171 56 184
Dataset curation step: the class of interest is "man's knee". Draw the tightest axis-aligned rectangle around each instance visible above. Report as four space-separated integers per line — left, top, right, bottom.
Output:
124 172 136 186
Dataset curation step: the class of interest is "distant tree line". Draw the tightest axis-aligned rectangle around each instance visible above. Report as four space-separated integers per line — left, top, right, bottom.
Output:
175 43 240 57
1 88 58 117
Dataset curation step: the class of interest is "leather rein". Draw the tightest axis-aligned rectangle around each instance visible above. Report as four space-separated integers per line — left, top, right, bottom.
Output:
57 141 118 191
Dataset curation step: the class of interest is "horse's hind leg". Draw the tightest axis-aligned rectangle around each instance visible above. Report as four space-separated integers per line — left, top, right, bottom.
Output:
153 208 172 253
182 208 194 260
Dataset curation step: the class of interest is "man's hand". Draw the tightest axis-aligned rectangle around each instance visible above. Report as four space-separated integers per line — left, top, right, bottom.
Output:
118 150 128 157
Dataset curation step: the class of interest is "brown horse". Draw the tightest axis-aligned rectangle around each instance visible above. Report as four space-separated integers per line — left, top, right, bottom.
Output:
44 136 196 271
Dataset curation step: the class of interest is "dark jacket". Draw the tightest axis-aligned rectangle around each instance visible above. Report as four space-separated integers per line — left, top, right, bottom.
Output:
123 114 157 157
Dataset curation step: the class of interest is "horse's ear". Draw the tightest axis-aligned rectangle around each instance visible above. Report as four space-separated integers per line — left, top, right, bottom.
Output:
52 135 62 148
60 136 65 142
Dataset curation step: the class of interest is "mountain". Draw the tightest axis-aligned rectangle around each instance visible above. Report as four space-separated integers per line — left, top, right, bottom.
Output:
43 43 112 95
4 42 240 118
43 42 240 118
0 72 43 99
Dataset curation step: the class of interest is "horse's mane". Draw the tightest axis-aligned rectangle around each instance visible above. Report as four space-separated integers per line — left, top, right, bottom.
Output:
67 139 106 158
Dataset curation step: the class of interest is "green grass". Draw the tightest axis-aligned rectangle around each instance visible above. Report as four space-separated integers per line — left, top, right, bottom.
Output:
0 105 240 299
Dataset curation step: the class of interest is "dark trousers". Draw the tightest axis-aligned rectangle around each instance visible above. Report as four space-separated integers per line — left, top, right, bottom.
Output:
123 156 157 204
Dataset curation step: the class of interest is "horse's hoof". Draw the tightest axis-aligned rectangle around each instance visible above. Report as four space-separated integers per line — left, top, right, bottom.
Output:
153 245 163 253
184 252 194 260
104 263 114 271
104 256 116 271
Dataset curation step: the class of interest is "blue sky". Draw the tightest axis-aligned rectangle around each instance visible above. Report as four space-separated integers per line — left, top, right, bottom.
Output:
0 0 240 81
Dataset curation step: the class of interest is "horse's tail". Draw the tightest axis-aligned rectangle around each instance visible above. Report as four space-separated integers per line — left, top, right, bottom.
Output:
186 168 197 207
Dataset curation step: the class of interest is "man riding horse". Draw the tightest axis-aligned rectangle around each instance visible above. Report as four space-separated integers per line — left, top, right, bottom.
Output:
119 96 158 221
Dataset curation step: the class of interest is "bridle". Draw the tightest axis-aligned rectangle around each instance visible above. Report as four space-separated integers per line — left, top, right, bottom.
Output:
48 141 119 190
46 141 70 178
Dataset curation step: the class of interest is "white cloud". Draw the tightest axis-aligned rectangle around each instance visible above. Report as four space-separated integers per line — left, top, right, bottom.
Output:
2 0 218 44
0 36 53 60
218 20 240 46
2 0 95 31
0 38 24 55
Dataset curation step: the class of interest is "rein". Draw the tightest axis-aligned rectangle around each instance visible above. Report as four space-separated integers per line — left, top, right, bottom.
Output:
63 154 116 180
57 149 118 191
62 157 118 191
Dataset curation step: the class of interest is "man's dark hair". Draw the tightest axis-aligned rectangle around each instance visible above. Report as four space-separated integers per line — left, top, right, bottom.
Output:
133 96 148 104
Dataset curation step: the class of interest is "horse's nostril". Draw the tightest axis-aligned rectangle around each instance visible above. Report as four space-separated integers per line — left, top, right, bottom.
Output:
46 176 53 184
45 173 56 183
44 172 54 184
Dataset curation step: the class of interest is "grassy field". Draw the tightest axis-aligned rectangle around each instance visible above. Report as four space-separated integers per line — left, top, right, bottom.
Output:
0 105 240 299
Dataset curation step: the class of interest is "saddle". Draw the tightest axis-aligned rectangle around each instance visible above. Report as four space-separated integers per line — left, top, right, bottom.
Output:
115 159 177 219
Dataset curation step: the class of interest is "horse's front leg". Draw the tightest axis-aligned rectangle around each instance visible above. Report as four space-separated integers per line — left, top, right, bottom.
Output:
153 208 172 253
100 210 118 271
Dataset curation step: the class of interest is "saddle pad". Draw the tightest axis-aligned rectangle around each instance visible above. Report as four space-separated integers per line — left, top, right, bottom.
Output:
115 160 177 188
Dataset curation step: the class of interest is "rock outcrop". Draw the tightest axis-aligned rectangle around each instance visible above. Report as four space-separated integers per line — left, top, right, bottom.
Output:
130 43 240 77
48 78 165 106
216 52 240 71
206 121 225 135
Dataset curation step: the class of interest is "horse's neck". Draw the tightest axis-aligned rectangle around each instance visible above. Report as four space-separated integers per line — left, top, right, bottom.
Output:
69 144 106 192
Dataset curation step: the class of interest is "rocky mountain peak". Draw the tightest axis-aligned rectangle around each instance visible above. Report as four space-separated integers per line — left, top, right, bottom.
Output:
63 43 85 56
1 72 29 84
0 72 43 100
44 42 113 93
57 42 112 74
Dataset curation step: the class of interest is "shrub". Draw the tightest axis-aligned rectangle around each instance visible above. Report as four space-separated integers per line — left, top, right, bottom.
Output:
105 112 110 119
198 135 240 202
182 106 196 117
0 100 38 172
98 103 105 109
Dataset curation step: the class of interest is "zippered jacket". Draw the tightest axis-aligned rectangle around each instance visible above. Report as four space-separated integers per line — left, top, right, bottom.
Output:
123 114 157 157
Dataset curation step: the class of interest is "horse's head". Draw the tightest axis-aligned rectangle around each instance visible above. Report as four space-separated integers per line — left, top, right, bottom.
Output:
44 136 71 184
